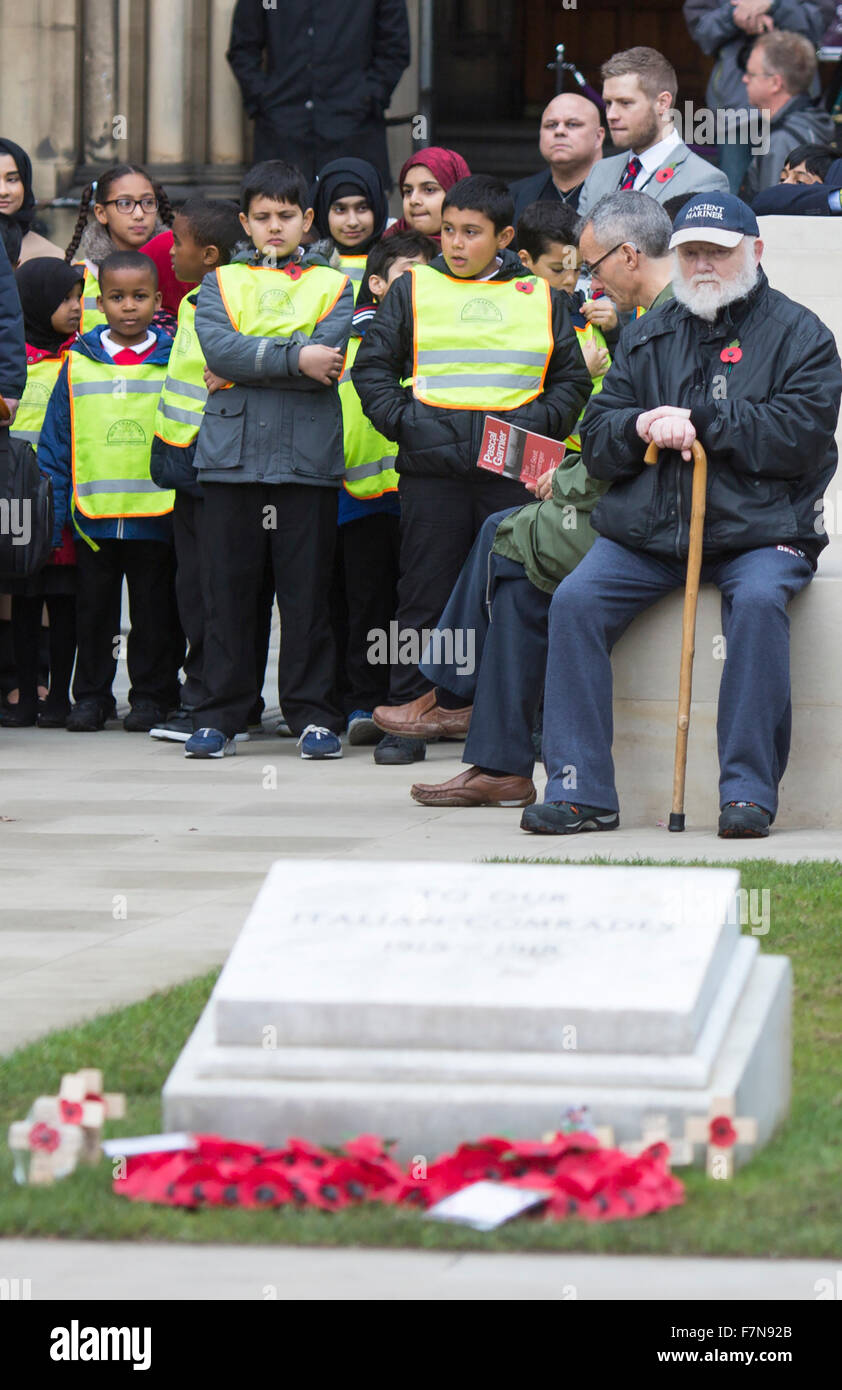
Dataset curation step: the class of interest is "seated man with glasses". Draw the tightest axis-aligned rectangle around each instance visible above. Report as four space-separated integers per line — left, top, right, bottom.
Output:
522 191 841 840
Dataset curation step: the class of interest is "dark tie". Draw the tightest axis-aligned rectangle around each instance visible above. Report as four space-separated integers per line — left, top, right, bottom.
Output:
620 155 642 191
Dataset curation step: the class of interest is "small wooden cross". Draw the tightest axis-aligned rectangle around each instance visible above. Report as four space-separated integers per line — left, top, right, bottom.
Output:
624 1113 693 1166
56 1068 126 1162
684 1096 759 1178
8 1098 84 1185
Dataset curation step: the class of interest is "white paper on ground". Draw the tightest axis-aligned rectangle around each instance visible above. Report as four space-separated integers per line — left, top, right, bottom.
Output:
101 1132 196 1157
426 1180 548 1231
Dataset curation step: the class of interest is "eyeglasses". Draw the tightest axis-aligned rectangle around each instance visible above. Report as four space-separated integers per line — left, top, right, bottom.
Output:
580 242 635 277
100 195 158 215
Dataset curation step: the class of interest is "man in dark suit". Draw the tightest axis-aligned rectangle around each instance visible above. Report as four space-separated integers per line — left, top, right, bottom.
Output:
510 93 605 222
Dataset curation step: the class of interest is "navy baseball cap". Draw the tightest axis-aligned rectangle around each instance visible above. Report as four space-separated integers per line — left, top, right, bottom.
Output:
669 193 760 250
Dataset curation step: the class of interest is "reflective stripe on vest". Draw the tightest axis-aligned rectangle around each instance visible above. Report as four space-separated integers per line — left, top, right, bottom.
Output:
215 262 349 337
11 355 63 449
155 295 207 446
410 265 553 410
68 354 174 518
565 320 611 452
76 263 108 333
338 254 367 304
338 337 398 499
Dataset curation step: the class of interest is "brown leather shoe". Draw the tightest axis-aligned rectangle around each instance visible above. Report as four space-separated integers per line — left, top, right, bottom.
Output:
373 689 472 739
411 766 536 808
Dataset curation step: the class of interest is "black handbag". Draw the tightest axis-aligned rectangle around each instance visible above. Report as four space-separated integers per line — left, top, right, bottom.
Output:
0 428 54 580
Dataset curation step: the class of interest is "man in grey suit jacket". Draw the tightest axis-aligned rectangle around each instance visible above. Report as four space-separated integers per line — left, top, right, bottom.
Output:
577 46 728 218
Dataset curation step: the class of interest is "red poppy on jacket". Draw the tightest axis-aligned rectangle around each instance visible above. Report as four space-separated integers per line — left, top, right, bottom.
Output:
284 263 303 281
710 1116 738 1147
655 167 675 183
515 281 535 294
720 345 742 363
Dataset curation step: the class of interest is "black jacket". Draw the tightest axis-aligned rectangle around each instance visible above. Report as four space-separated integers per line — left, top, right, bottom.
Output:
351 249 592 480
580 269 842 567
753 180 842 217
227 0 410 136
509 168 583 226
0 234 26 401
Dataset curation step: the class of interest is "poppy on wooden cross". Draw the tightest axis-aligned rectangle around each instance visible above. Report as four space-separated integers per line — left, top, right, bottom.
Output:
684 1096 759 1179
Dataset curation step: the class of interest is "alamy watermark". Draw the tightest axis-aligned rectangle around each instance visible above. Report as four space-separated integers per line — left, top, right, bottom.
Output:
367 621 476 677
0 498 31 547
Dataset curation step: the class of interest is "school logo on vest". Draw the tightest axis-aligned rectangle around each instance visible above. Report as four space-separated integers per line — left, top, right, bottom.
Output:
258 288 294 316
106 419 147 446
21 381 52 406
460 297 503 323
174 329 193 355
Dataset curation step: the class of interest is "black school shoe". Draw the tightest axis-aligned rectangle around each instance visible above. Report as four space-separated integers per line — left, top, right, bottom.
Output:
520 800 620 834
124 700 170 733
373 733 426 765
66 697 117 732
718 801 771 838
0 700 38 727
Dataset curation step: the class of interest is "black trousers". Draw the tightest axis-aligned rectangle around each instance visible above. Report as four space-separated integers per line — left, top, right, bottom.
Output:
197 482 342 738
174 491 276 715
389 473 532 704
73 538 181 708
332 512 401 714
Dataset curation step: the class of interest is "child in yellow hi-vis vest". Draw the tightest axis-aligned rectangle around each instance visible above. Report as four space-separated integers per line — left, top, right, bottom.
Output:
185 160 353 761
36 251 181 733
352 174 592 765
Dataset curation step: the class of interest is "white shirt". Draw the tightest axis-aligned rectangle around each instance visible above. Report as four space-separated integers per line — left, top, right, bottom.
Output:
99 328 157 359
634 127 682 189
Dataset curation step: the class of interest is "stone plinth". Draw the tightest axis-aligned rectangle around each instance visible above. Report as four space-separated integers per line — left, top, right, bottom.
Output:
163 862 791 1161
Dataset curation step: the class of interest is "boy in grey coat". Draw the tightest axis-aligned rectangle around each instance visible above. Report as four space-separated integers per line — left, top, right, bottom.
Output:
185 160 353 760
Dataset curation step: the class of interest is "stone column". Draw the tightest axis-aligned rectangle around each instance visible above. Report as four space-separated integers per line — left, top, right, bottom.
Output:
208 0 246 166
0 0 80 198
145 0 189 165
80 0 120 166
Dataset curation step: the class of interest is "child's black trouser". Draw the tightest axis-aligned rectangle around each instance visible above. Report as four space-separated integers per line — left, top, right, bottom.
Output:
197 481 343 738
73 538 181 709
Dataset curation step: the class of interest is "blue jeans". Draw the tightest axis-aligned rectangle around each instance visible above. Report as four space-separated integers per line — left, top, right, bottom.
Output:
543 538 813 818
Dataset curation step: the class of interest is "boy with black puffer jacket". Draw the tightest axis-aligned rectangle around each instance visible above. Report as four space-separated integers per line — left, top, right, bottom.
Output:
37 251 181 733
352 174 592 765
186 160 353 761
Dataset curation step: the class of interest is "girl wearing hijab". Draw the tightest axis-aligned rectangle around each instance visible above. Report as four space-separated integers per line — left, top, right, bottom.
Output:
385 147 472 245
0 138 65 263
1 259 84 727
310 157 389 301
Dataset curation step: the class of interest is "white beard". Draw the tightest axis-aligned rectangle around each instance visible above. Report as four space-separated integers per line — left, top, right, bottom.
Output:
672 247 759 322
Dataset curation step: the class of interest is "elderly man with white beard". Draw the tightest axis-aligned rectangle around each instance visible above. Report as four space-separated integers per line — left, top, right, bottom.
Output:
521 192 842 839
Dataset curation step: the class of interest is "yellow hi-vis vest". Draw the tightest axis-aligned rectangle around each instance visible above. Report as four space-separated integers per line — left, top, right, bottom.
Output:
338 254 367 303
215 261 349 336
565 320 611 453
154 293 206 447
75 262 108 333
68 354 175 519
338 336 398 499
410 265 553 411
11 355 63 449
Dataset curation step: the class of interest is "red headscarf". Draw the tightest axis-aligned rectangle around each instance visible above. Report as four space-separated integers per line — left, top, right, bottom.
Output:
384 147 472 244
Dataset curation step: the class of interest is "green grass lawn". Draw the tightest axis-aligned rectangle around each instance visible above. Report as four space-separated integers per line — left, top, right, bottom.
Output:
2 858 841 1256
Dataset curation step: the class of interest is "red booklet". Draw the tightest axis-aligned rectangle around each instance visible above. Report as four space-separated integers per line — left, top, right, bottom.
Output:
477 416 566 487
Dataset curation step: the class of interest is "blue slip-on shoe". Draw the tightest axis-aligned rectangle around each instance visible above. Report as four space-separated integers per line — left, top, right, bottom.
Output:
297 724 343 760
184 727 237 759
347 710 380 746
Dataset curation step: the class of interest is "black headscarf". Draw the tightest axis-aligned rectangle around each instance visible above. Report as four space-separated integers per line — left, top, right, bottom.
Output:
15 258 84 352
0 138 37 240
309 158 388 252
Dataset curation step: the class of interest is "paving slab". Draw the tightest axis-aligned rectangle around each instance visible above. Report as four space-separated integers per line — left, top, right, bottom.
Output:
0 1239 834 1301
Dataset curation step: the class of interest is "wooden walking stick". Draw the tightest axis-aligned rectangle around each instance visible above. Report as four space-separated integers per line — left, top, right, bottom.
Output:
644 438 707 831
